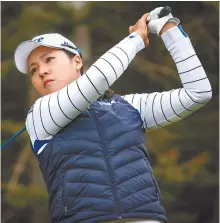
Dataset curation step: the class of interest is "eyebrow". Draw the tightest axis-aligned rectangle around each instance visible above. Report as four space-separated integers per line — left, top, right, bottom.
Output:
28 51 53 71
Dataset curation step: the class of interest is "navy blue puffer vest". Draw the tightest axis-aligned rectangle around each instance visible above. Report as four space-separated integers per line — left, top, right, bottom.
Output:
37 94 167 223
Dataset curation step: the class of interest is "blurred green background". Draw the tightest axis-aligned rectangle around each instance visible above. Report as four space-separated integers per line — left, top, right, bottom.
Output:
1 2 219 223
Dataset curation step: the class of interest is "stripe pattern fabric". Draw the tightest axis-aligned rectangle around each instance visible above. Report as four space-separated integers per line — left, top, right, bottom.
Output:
26 27 212 155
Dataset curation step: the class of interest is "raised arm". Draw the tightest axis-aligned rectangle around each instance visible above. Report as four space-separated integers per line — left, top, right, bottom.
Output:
122 24 212 131
26 31 147 144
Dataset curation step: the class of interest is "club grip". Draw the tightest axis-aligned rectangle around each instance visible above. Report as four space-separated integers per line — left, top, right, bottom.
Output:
158 6 172 18
146 6 172 23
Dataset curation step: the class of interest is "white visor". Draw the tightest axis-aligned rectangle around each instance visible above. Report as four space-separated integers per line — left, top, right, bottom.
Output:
14 33 81 74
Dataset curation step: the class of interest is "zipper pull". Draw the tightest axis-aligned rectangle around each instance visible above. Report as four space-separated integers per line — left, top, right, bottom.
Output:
64 206 68 214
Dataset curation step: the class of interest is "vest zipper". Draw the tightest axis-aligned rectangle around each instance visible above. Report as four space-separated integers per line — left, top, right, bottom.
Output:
88 109 122 220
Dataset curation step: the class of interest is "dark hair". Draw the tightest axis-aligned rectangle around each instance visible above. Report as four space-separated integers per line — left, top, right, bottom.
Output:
63 50 114 99
102 88 115 99
63 50 84 74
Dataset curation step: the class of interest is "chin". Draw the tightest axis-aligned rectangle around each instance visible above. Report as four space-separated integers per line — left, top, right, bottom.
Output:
40 88 56 96
49 85 66 94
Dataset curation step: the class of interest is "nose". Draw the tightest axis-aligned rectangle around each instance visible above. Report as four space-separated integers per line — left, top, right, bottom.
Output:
39 64 49 77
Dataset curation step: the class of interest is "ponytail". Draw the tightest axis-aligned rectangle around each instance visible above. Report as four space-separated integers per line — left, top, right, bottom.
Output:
102 88 115 99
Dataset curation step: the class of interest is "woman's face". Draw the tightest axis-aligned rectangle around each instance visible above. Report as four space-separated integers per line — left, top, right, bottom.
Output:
28 46 83 96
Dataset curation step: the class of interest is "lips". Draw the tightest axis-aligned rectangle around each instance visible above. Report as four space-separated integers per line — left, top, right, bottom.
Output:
44 79 54 87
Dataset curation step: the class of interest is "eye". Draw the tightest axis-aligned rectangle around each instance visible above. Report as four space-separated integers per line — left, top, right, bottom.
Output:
46 57 55 63
30 67 38 76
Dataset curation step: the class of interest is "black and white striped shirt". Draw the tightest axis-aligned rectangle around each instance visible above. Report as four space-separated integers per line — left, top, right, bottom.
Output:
26 27 212 154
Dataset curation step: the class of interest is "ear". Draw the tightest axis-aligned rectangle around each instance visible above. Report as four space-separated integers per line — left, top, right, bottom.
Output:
71 55 83 71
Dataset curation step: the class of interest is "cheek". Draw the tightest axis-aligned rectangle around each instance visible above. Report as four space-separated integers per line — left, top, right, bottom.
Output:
54 62 77 80
31 76 40 86
31 77 44 93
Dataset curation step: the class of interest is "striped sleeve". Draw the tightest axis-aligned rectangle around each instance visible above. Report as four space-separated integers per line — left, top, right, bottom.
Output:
26 32 145 140
122 25 212 131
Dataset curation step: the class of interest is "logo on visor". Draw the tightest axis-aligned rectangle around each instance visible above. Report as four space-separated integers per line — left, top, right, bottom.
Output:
33 37 44 42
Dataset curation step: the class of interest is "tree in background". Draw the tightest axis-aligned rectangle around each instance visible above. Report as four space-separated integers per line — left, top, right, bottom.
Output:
2 2 89 222
1 2 219 223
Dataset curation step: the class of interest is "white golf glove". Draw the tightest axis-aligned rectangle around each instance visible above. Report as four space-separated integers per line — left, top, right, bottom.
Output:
147 7 180 36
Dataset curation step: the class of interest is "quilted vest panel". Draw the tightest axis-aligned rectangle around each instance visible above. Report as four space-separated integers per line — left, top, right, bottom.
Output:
37 94 167 223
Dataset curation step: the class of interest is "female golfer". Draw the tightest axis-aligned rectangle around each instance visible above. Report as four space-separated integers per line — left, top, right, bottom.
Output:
14 7 212 223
